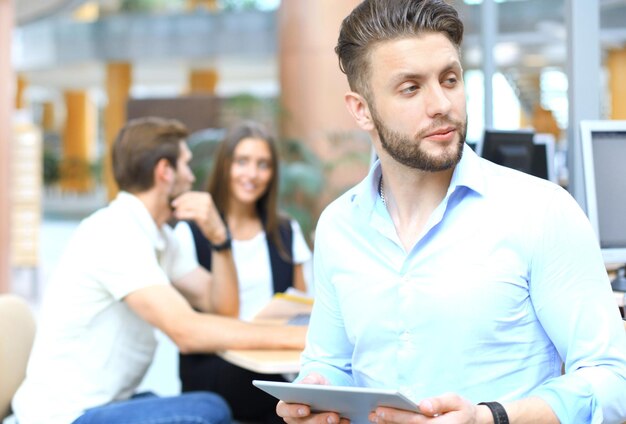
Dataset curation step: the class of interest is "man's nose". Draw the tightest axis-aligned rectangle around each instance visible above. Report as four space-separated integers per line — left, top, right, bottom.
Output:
425 84 452 118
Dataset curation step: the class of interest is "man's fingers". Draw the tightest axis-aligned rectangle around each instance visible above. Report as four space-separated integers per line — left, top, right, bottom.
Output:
370 407 427 424
418 393 469 418
276 400 310 419
171 191 213 211
299 372 331 385
275 374 340 423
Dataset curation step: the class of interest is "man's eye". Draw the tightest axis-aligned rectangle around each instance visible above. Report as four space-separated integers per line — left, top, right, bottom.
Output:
443 77 458 86
400 85 418 94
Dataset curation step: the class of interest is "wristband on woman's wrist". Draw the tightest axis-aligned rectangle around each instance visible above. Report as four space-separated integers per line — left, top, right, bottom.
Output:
211 226 232 252
478 402 509 424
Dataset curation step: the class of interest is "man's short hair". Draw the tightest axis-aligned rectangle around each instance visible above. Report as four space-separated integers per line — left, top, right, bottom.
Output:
112 117 189 193
335 0 464 99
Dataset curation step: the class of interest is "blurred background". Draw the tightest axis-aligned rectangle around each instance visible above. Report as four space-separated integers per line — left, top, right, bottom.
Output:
1 0 626 299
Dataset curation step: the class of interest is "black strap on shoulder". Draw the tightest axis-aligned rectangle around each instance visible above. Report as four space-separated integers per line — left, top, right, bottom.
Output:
188 221 213 270
268 218 293 294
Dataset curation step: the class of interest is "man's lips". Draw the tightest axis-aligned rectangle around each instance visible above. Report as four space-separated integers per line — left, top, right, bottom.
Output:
424 127 455 138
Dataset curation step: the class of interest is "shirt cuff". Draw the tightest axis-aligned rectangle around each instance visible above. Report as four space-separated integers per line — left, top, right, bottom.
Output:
530 372 598 424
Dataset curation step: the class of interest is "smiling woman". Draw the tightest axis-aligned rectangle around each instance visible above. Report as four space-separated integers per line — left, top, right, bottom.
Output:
175 121 312 423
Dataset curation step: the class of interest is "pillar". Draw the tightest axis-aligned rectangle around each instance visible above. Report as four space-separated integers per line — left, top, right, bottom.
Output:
61 91 95 192
41 101 55 132
566 0 600 210
15 74 27 110
0 0 14 293
186 0 218 12
608 48 626 120
278 1 370 220
188 68 219 94
104 62 132 200
278 0 360 144
481 0 497 129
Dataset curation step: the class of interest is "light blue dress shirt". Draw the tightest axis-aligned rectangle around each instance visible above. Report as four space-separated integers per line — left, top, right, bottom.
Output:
300 145 626 423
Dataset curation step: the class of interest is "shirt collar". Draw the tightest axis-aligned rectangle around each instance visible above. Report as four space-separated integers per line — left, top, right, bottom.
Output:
448 143 487 197
352 143 487 214
112 191 167 251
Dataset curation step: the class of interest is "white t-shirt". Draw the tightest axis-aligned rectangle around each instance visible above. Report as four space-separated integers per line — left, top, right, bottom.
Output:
175 219 312 321
12 192 196 424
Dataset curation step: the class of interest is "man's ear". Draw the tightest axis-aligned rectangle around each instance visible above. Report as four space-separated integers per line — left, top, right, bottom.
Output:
154 158 174 184
344 91 375 131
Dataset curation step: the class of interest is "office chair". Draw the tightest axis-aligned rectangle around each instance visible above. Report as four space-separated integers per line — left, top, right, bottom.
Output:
0 294 36 420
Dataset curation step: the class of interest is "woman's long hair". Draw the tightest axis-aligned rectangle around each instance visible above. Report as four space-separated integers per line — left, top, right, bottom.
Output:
206 121 290 260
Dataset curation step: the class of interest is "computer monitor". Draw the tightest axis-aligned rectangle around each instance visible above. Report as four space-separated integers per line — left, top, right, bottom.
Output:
480 130 535 173
479 130 558 183
481 129 536 174
466 141 478 152
531 133 557 183
580 120 626 292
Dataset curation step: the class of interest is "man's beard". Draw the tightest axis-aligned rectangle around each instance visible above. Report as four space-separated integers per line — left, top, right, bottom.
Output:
370 104 467 172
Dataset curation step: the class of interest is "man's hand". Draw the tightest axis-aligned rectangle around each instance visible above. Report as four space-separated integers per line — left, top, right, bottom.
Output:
171 192 228 245
369 393 489 424
171 191 238 315
276 373 350 424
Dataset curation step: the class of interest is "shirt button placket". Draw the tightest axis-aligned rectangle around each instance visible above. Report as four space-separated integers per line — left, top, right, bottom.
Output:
397 274 413 389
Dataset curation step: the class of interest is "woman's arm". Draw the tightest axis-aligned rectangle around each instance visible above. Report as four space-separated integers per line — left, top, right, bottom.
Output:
293 263 307 292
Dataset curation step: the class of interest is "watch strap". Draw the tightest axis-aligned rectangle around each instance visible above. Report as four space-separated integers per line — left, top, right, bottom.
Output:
478 402 509 424
211 227 232 252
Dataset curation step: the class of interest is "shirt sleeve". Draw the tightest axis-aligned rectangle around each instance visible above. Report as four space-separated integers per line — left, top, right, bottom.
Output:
93 226 170 300
167 223 199 282
291 219 312 264
527 187 626 423
174 221 199 264
298 211 355 387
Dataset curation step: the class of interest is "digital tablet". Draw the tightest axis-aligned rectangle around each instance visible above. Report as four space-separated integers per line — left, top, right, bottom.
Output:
253 380 420 422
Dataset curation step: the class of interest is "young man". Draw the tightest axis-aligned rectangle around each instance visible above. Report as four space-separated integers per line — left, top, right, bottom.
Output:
12 117 306 424
277 1 626 423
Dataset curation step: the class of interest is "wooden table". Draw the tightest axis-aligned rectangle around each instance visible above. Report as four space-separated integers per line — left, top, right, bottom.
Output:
218 292 312 374
218 349 302 374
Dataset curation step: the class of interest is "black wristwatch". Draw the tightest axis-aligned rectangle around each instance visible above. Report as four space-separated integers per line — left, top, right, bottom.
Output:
211 227 232 252
478 402 509 424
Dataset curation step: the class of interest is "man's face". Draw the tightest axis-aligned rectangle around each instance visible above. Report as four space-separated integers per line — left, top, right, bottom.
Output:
169 141 195 199
366 33 467 171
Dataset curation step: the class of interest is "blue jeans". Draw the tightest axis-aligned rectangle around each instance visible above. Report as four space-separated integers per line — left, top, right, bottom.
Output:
71 391 232 424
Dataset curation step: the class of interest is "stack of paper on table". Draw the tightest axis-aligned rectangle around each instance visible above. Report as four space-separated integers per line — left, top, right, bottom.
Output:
254 288 313 323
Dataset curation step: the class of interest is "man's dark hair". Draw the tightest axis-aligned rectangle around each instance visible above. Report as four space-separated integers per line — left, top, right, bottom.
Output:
112 116 188 193
335 0 464 99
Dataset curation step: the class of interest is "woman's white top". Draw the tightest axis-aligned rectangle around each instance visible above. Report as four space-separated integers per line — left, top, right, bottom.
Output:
175 219 312 321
